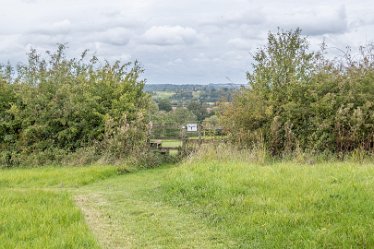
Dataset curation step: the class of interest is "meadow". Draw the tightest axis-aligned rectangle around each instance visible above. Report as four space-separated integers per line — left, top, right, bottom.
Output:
160 158 374 248
0 166 117 249
1 154 374 248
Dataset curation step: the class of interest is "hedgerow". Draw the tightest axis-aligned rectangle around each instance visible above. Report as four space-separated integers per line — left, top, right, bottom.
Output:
221 29 374 155
0 45 150 166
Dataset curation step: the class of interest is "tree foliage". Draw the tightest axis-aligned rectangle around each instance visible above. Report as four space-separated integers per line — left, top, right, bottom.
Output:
221 29 374 155
0 45 151 166
157 98 173 112
187 100 208 123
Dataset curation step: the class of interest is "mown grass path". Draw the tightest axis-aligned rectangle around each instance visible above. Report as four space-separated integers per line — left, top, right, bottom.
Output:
74 167 232 249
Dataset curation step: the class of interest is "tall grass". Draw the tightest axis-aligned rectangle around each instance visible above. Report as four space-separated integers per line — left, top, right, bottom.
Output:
0 166 119 249
0 190 99 249
186 143 374 165
0 166 117 188
158 145 374 248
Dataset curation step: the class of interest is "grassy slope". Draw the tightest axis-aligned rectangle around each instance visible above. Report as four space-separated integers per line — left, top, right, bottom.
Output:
159 159 374 248
76 159 374 248
0 166 117 249
2 161 374 248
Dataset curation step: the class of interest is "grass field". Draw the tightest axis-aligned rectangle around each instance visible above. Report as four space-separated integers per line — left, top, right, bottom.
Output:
0 190 100 249
161 139 182 148
1 159 374 248
0 166 116 249
160 159 374 248
152 91 175 99
0 166 117 188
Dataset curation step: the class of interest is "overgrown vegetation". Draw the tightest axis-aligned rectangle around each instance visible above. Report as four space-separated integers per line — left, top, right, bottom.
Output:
0 45 151 167
159 146 374 248
221 28 374 156
1 28 373 167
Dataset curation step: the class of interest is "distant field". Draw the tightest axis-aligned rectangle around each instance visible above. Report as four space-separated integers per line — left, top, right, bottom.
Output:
152 91 175 99
149 139 182 155
2 160 374 248
161 139 182 147
192 90 201 98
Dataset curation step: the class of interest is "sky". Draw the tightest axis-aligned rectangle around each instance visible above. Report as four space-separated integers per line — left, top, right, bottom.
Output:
0 0 373 84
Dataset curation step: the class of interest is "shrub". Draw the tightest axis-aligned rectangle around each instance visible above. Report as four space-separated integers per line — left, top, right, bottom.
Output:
220 29 374 155
0 45 151 167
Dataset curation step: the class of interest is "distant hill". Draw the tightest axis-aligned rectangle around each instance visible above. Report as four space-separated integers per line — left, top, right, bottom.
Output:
143 83 245 92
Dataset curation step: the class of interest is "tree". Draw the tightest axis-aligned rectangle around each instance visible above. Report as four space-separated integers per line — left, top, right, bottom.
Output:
187 100 208 123
221 28 374 154
158 98 172 112
223 28 316 153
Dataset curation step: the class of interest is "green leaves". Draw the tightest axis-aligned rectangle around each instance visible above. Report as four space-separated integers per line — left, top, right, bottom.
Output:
0 46 151 166
222 29 374 155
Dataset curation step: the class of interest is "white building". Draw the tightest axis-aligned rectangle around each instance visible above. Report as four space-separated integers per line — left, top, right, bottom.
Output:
186 123 198 132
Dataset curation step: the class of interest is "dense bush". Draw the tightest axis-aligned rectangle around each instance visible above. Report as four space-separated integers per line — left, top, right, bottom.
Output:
221 29 374 155
0 45 151 166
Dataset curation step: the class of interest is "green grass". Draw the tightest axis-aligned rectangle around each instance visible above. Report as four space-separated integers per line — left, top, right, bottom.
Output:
152 91 175 99
76 166 232 248
2 159 374 248
161 139 182 148
188 135 228 140
0 165 117 188
0 190 99 249
0 166 115 249
159 159 374 248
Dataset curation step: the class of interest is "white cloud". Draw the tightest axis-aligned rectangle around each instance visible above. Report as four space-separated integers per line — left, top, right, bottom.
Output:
223 10 265 26
0 0 373 84
270 6 348 36
86 27 132 46
31 19 72 35
21 0 38 3
199 9 265 27
142 26 199 46
228 38 253 50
